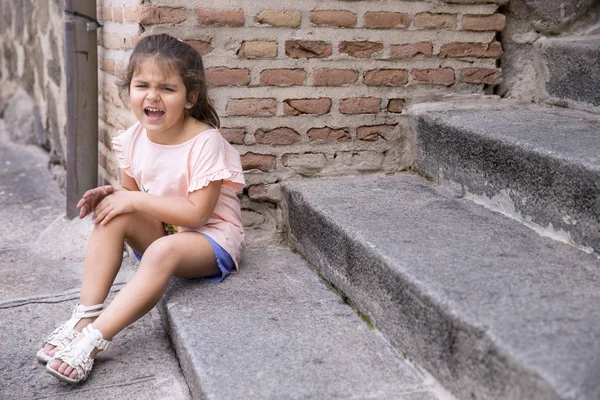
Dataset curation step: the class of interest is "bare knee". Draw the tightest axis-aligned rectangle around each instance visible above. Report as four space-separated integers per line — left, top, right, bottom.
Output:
139 236 178 275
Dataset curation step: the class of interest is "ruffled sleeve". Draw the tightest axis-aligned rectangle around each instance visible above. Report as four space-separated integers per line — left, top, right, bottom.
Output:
188 131 246 194
111 127 134 177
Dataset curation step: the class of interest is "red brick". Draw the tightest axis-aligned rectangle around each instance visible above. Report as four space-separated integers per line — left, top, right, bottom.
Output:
313 69 358 86
364 69 408 86
185 40 212 56
387 99 405 113
339 41 383 58
364 12 409 29
101 58 115 74
125 6 188 24
357 125 396 141
462 14 506 31
196 9 244 27
102 7 112 22
220 127 245 144
286 41 332 58
310 10 357 28
460 68 501 84
113 7 123 22
255 127 300 145
439 42 502 58
205 67 251 87
307 127 350 142
241 153 276 172
256 10 301 27
260 69 306 86
339 97 381 114
411 68 455 86
283 98 332 116
238 41 277 59
390 42 433 58
227 98 276 117
248 184 281 203
415 13 457 29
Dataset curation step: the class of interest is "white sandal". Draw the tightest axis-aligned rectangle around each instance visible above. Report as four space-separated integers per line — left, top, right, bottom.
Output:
36 303 104 363
45 324 110 384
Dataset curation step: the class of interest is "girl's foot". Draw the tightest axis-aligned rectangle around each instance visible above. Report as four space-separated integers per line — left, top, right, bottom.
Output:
41 317 96 358
46 324 110 383
37 303 104 363
47 330 102 380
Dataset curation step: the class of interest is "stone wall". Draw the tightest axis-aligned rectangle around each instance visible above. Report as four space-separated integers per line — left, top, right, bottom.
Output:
0 0 67 184
97 0 506 235
498 0 600 112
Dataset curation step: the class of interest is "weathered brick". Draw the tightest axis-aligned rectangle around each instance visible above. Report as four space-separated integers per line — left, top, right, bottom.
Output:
282 153 327 176
357 125 396 141
462 14 506 31
461 67 501 84
260 69 306 86
313 69 358 86
308 127 350 142
256 10 301 27
196 9 244 27
439 42 502 58
241 153 276 172
310 10 357 28
255 127 300 145
414 13 457 29
185 40 212 56
390 42 433 58
412 68 455 86
125 6 188 24
227 98 276 117
238 41 277 59
364 69 408 86
220 127 245 145
283 98 332 116
339 41 383 58
339 97 381 114
387 99 405 113
102 7 112 22
248 183 281 203
364 12 409 29
286 41 332 58
101 58 115 74
205 67 251 87
113 7 123 23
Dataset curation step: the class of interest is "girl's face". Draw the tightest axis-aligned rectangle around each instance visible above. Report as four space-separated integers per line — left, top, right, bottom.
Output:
129 58 189 137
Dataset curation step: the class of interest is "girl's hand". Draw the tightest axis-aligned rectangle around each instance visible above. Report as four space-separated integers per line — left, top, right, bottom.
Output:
93 190 137 225
76 185 114 219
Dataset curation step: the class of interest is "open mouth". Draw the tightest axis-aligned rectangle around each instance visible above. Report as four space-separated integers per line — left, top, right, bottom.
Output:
144 107 165 119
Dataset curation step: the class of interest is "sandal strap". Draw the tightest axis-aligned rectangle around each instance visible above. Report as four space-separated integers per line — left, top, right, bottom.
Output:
50 325 111 382
42 303 104 349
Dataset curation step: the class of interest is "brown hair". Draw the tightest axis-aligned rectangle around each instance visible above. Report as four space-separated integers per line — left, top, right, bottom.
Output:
117 34 219 128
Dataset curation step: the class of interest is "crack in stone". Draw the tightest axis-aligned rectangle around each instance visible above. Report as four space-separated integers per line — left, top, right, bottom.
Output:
0 283 125 309
32 375 157 399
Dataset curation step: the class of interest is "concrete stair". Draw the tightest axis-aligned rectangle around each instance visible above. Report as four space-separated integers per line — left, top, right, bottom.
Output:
282 173 600 400
159 244 453 400
537 36 600 108
413 105 600 253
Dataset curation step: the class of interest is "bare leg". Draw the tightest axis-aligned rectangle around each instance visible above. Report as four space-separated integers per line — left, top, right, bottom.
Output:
42 211 164 358
49 231 220 379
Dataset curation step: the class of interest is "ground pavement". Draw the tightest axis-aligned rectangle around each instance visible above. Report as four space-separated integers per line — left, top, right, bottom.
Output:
0 121 192 399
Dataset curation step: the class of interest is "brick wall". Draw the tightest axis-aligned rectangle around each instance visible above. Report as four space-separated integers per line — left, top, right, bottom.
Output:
97 0 505 234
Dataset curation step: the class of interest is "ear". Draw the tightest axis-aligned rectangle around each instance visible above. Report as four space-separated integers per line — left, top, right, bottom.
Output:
186 91 199 109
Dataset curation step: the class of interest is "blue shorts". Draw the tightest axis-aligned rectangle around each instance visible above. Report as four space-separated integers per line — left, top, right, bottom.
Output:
132 233 235 282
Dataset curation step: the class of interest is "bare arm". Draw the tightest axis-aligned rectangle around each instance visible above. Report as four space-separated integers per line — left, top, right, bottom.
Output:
92 176 222 228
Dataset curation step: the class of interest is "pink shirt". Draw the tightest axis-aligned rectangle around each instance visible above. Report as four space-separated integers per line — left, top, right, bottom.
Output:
112 122 246 268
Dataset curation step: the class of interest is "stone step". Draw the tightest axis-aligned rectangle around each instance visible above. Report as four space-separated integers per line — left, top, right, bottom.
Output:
537 35 600 108
160 244 453 400
282 174 600 400
413 105 600 252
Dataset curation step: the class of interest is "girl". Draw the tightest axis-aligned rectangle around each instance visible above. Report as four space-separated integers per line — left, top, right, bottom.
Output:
37 34 245 383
